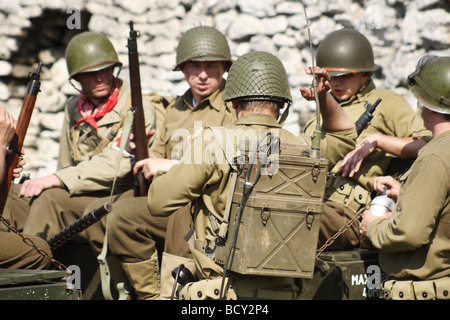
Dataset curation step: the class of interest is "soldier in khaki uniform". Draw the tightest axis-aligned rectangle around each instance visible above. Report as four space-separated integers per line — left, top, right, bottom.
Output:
0 108 51 270
81 26 235 300
302 29 431 250
148 51 356 299
10 32 157 242
361 55 450 300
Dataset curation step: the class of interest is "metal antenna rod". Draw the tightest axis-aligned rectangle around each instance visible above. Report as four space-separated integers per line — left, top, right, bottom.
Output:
300 0 322 159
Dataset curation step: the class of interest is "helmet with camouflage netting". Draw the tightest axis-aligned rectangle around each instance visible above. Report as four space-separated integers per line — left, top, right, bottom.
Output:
174 26 232 71
316 28 380 77
408 55 450 114
223 51 292 104
65 31 122 79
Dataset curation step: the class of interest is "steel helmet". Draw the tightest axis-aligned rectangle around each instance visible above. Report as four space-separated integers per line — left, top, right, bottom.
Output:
316 28 380 77
174 26 232 71
65 31 122 79
223 51 292 104
408 55 450 114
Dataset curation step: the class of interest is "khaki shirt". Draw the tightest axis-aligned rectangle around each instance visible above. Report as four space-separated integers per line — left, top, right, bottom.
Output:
367 130 450 281
149 113 355 221
149 80 235 160
148 114 355 285
305 80 430 190
55 79 157 195
304 80 431 212
149 114 306 222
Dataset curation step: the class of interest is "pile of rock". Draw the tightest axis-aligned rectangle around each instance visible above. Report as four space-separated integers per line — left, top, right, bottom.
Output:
0 0 449 178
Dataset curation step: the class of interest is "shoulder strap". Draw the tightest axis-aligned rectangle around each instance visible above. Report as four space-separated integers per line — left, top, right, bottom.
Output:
91 94 132 156
205 126 242 171
70 94 131 162
204 126 242 242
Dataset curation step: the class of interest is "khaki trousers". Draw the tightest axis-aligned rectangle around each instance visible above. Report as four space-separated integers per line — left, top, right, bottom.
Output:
0 231 52 269
22 187 111 242
159 203 195 299
318 200 361 251
164 203 194 259
1 184 31 232
84 191 167 300
85 192 168 263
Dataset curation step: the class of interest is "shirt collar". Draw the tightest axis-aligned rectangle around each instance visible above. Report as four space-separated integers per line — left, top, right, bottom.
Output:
233 113 282 128
182 79 226 112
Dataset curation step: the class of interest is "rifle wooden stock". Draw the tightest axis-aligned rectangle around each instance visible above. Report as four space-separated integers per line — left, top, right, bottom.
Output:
47 203 112 252
0 63 42 215
127 20 149 197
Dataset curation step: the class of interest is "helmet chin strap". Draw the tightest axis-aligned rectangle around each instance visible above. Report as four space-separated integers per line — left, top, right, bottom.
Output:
277 101 291 125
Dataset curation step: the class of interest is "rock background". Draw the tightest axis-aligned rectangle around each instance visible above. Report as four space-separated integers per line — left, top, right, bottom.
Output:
0 0 449 178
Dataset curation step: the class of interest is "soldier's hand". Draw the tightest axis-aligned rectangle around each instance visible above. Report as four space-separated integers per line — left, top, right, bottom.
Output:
338 138 378 177
373 176 400 199
11 150 26 178
125 129 156 154
299 67 331 101
18 174 63 198
360 209 390 237
133 158 179 180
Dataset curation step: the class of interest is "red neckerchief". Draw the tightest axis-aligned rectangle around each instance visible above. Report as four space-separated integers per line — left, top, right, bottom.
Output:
75 79 120 130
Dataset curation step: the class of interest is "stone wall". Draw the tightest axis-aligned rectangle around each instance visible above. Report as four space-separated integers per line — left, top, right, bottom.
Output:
0 0 449 178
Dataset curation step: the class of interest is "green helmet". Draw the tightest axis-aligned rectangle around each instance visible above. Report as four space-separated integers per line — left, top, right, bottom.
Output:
316 28 380 77
408 55 450 114
65 31 122 79
223 51 292 104
174 26 232 71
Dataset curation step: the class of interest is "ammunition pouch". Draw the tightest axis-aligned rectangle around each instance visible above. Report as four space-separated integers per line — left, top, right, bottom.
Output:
382 277 450 300
177 274 299 300
178 278 237 300
325 173 371 214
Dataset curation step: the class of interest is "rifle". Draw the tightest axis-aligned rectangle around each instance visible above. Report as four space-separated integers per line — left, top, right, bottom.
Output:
127 20 149 197
355 98 382 136
47 203 112 252
0 63 42 215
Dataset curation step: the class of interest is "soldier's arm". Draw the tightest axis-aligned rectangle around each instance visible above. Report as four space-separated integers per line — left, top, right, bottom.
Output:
318 91 355 131
300 67 354 132
147 133 220 217
0 108 16 185
366 154 448 252
337 135 428 178
53 97 157 196
57 99 76 170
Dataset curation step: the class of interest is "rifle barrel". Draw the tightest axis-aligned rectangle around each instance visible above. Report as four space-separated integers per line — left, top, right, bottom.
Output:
47 203 112 252
127 20 149 197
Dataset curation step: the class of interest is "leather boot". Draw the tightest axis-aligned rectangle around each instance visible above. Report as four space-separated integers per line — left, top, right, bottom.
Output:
121 251 160 300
